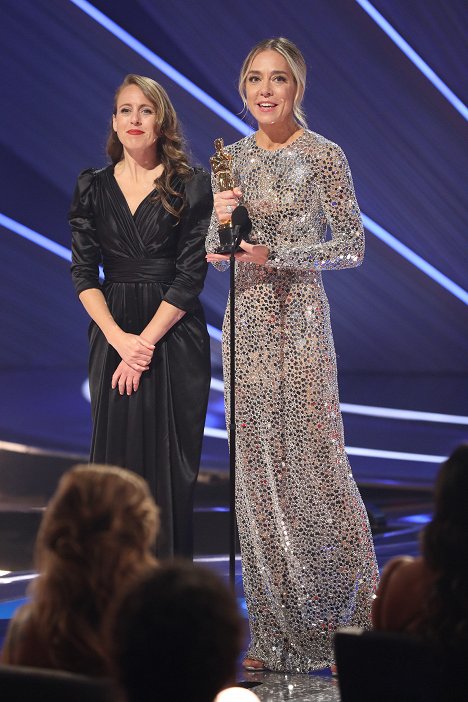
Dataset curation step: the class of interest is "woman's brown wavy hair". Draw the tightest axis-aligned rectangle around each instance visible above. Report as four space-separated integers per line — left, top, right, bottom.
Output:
421 444 468 655
107 74 193 219
29 464 159 675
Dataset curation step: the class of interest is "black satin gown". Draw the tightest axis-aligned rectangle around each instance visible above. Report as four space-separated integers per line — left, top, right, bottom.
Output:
69 165 212 558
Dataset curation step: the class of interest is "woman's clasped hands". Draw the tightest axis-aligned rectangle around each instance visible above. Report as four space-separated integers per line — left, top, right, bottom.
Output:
108 330 155 395
207 187 269 266
112 360 143 396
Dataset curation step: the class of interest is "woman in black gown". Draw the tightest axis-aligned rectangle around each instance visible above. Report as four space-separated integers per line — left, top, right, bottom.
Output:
69 74 212 558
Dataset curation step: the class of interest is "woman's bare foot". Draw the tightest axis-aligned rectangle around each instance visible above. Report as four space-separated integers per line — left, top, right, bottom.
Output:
243 657 265 671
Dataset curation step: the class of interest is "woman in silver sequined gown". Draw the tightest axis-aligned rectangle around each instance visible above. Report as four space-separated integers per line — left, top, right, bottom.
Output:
206 39 379 673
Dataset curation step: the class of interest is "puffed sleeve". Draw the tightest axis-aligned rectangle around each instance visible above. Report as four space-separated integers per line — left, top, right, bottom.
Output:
69 168 102 295
163 168 213 311
268 143 365 271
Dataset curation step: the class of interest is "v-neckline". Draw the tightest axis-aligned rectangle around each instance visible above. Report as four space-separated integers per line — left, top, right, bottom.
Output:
111 167 158 219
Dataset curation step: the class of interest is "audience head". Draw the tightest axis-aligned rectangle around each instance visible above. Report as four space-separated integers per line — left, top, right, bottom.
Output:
111 560 244 702
422 444 468 649
32 463 159 673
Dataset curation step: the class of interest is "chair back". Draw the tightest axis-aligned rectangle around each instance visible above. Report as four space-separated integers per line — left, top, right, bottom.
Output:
0 663 115 701
334 627 466 702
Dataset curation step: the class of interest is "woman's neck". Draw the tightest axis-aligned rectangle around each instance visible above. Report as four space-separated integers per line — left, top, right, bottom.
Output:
117 148 161 182
255 122 303 151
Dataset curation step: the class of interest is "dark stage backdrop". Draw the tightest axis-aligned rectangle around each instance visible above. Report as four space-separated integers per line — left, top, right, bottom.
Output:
0 0 467 469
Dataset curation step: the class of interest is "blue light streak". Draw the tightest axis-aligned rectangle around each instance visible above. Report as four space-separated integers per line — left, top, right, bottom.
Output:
210 376 468 425
345 447 445 464
195 555 242 563
0 213 71 262
362 214 468 305
0 597 29 616
339 402 468 426
399 514 432 525
209 377 225 392
203 426 447 464
207 324 222 342
68 0 251 136
204 427 229 440
354 0 468 120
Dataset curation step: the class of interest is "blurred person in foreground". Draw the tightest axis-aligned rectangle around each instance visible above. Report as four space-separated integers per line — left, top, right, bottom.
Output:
373 444 468 664
110 560 243 702
1 464 158 675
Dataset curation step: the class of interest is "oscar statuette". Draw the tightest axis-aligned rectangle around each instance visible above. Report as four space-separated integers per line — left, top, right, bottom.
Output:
210 138 251 254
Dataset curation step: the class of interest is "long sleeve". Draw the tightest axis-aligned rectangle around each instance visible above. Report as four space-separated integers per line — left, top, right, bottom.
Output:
69 168 102 295
163 169 213 311
268 143 365 271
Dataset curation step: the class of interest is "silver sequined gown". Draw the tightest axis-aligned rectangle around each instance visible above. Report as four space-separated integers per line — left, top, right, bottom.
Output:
206 130 379 672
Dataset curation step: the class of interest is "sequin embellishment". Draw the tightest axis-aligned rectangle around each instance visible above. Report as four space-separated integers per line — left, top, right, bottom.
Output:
207 130 379 672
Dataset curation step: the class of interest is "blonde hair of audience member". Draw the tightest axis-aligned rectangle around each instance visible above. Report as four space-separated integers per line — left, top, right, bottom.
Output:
2 464 159 674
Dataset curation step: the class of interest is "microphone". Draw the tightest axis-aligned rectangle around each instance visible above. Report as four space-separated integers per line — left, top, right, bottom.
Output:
216 205 252 254
231 205 252 249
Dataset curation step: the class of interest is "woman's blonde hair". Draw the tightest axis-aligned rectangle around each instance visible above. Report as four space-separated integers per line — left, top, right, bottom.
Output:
238 37 307 128
30 464 159 674
107 74 193 219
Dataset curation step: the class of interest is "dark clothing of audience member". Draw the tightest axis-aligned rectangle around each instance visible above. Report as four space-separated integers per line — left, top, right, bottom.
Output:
110 560 243 702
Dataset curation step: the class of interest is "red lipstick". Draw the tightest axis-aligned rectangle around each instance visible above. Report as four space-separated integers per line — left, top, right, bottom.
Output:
127 129 144 135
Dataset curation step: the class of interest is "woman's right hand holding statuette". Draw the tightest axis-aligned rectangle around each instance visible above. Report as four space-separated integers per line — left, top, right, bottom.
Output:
213 186 243 225
207 191 270 265
209 137 269 264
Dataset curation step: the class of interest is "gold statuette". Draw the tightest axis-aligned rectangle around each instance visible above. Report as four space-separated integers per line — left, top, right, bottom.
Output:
210 137 235 193
210 138 251 254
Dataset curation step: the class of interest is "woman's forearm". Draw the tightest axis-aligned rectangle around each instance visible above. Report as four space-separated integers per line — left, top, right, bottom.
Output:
141 300 186 345
78 288 122 342
79 290 185 345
